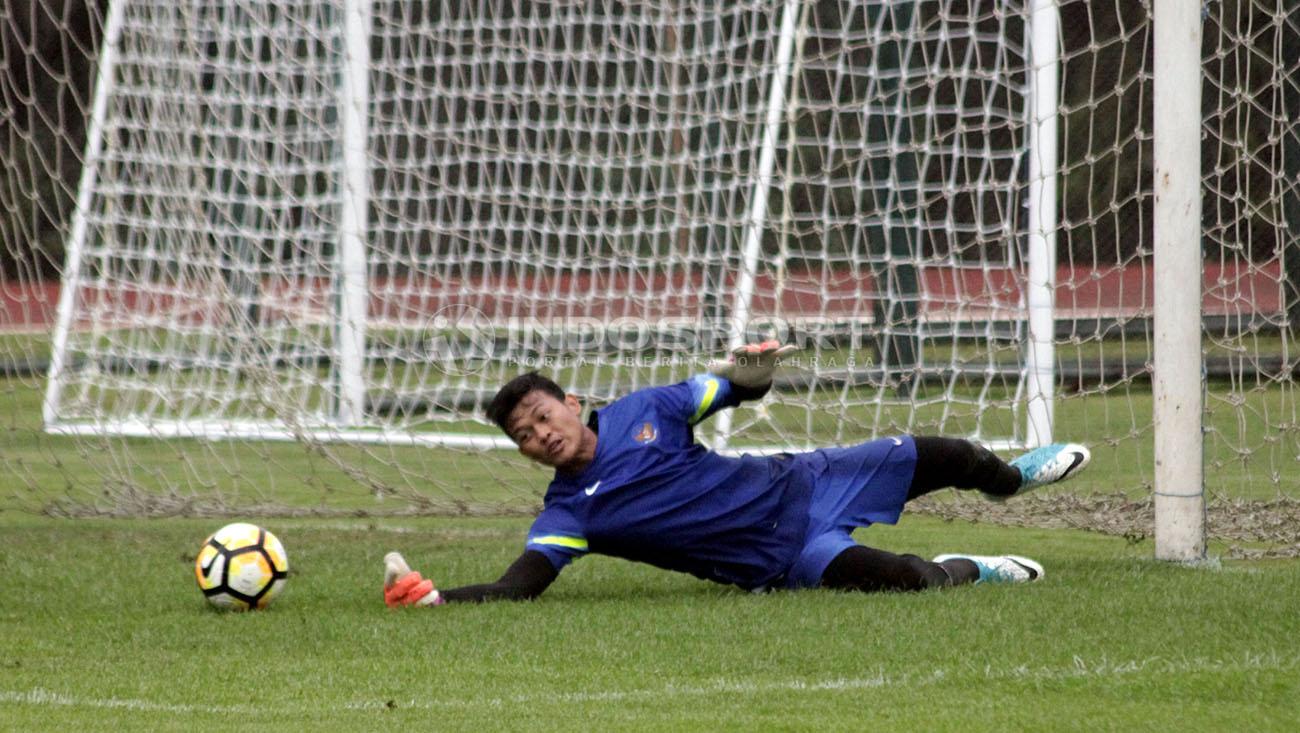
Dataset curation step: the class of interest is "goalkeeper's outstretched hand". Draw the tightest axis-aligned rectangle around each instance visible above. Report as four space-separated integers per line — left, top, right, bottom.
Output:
707 339 798 389
383 551 445 607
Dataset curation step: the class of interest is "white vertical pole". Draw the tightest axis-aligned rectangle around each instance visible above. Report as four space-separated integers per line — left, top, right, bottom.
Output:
1024 0 1060 448
1153 0 1206 561
336 0 371 426
43 0 128 429
714 0 802 449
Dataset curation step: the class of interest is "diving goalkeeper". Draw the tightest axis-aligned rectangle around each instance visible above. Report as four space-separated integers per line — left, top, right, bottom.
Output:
383 341 1090 606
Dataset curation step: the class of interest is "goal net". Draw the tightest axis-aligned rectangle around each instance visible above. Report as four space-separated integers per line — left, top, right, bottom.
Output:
3 0 1299 552
42 0 1050 450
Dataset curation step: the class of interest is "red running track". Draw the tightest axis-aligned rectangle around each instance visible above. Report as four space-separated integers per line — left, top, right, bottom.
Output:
0 261 1283 331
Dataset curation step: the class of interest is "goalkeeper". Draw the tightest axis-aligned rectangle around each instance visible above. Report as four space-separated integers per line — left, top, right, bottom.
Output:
384 341 1090 606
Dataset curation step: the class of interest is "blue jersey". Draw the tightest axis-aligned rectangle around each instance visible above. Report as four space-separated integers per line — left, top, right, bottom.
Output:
525 375 813 590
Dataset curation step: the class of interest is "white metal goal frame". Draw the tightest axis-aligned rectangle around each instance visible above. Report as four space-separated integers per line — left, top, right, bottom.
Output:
42 0 1207 556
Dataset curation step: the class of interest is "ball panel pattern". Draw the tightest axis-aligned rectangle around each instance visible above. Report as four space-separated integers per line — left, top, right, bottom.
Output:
193 523 289 611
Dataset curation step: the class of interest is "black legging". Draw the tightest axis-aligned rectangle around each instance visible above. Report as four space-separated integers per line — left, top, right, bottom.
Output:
907 435 1020 500
819 437 1020 592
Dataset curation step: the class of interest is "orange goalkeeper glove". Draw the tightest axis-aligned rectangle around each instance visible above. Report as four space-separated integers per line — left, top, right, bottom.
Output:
383 551 445 607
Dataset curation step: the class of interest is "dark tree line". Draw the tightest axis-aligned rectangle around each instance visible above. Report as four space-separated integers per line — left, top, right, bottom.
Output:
1 1 1294 282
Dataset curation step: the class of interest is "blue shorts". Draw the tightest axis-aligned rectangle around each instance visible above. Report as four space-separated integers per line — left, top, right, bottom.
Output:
783 436 918 589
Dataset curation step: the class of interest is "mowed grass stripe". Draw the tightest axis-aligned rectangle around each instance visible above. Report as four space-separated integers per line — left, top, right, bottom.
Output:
4 650 1295 715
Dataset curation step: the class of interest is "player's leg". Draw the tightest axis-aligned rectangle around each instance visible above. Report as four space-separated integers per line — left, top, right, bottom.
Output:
819 545 1044 592
819 545 979 591
908 436 1090 501
908 436 1019 499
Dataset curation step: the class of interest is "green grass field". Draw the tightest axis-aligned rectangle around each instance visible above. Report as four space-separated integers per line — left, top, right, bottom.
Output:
3 362 1300 730
2 515 1298 731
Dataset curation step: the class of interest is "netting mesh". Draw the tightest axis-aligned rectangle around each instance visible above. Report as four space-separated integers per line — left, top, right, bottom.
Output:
1199 0 1298 500
37 0 1044 446
1 0 1298 554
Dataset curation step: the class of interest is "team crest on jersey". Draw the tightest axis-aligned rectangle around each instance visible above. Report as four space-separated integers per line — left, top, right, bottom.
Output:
633 421 658 444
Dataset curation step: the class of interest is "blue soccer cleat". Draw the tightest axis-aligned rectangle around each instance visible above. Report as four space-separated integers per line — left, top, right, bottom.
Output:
997 442 1090 501
933 553 1044 584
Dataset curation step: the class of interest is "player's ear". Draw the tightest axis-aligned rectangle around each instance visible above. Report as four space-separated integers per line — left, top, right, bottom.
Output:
563 393 582 415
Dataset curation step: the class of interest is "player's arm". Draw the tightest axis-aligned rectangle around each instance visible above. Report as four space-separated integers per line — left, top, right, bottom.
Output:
654 340 797 426
383 550 559 606
384 507 583 607
437 550 558 603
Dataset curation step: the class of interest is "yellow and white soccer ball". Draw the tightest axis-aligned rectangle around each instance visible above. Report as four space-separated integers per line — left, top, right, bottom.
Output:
194 522 289 610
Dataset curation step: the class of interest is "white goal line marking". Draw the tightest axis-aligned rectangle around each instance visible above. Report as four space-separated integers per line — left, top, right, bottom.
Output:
2 651 1292 716
353 651 1296 710
0 688 257 716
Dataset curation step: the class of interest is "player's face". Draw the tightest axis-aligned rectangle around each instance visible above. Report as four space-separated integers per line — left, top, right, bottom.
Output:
506 390 595 473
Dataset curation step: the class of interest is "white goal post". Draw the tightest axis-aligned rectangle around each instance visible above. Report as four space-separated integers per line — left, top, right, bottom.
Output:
43 0 1062 454
1152 0 1206 561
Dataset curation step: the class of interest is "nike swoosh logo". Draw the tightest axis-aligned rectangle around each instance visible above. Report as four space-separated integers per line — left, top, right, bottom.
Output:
1060 451 1086 480
583 481 601 496
199 539 223 574
1006 557 1040 581
891 437 903 446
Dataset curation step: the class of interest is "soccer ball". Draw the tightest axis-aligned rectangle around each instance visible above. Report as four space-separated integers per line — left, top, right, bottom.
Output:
194 522 289 610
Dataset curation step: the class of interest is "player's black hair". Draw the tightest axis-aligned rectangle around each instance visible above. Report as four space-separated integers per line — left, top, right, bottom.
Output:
486 372 567 434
